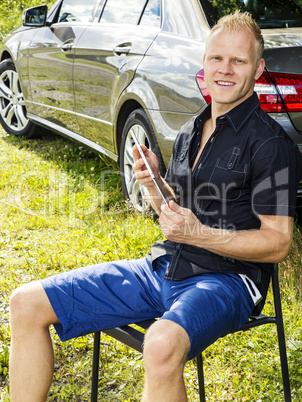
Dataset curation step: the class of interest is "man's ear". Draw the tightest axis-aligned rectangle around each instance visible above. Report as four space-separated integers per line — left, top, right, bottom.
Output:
255 58 265 81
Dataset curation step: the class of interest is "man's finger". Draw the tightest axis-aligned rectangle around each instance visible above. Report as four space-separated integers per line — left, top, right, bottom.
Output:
132 144 141 161
168 200 188 215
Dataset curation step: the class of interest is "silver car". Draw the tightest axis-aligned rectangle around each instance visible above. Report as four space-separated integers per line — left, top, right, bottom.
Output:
0 0 301 210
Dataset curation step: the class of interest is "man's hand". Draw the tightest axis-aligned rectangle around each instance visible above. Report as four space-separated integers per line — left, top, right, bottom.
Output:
159 201 202 243
132 144 176 214
159 200 294 263
132 144 159 188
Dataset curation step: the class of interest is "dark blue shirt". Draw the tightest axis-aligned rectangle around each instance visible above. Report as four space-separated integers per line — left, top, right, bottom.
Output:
147 93 302 311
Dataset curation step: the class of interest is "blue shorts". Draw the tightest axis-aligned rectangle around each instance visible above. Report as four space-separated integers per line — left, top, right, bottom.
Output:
41 256 254 360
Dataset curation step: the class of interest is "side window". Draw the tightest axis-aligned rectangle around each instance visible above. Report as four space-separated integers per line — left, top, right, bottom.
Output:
139 0 161 27
100 0 147 24
58 0 97 23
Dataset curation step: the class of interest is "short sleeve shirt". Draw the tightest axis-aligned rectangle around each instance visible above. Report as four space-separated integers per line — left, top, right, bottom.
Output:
147 93 302 303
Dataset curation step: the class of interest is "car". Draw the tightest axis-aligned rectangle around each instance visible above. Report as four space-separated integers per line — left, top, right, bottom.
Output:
0 0 302 212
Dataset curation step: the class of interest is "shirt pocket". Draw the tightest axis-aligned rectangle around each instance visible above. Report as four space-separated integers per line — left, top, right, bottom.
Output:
208 152 248 201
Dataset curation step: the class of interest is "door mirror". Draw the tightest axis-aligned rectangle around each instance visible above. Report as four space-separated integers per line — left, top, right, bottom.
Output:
22 5 48 27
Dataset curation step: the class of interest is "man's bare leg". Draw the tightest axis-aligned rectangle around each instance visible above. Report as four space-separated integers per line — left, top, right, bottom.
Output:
9 281 59 402
142 320 191 402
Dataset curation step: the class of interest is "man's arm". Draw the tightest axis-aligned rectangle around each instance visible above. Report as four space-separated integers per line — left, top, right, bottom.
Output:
159 201 293 263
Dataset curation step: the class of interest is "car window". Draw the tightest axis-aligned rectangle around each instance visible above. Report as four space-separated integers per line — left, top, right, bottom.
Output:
139 0 161 27
199 0 302 29
58 0 97 23
100 0 147 24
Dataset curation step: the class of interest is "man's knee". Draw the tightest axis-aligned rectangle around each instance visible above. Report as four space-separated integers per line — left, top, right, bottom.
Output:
10 282 58 328
143 320 190 376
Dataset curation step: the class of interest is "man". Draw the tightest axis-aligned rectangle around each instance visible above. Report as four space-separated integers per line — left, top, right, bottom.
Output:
9 11 302 402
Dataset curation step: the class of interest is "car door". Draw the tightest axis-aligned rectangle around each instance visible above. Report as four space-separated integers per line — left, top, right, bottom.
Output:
26 0 99 134
73 0 161 154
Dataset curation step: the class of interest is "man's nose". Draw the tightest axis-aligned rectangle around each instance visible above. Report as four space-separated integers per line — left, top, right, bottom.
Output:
218 60 233 75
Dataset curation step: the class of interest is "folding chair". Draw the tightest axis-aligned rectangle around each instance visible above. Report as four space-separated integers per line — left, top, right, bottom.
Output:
90 264 291 401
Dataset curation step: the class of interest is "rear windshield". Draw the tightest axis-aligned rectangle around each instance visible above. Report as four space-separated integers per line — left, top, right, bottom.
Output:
200 0 302 29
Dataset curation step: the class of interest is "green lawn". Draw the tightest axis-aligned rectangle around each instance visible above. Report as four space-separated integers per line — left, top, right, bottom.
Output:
0 126 301 401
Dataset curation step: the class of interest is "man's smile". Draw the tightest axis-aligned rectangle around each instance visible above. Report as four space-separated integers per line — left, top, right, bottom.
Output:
216 81 235 86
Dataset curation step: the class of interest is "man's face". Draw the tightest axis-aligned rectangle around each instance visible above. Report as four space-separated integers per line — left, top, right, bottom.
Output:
203 28 265 112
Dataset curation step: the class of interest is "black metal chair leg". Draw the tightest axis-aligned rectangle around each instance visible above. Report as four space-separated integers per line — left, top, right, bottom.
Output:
91 331 101 402
272 273 291 402
276 322 291 402
196 353 206 402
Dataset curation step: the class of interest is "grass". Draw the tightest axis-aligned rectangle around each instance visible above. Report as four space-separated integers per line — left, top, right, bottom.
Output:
0 126 302 401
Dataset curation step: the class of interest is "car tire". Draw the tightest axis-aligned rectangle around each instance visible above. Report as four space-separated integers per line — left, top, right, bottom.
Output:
120 108 166 212
0 58 38 138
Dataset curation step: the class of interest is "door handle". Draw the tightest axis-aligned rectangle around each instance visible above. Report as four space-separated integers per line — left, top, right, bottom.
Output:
113 42 132 56
61 40 74 52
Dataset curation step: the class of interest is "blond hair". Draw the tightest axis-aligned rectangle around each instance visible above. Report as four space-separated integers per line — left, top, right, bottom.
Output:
207 10 264 62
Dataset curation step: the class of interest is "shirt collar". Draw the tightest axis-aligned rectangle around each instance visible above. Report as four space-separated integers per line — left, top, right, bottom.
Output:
197 92 260 133
224 92 260 132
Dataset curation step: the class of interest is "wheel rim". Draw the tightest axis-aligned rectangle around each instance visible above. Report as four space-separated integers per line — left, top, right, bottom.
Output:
0 69 29 132
123 123 152 212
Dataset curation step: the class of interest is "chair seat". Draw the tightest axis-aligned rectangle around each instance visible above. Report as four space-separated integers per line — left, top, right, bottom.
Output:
240 313 276 330
91 264 291 401
103 319 156 353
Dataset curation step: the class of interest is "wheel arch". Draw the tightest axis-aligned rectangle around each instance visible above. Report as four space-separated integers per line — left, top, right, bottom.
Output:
116 99 146 164
115 99 166 173
115 98 167 175
1 50 13 63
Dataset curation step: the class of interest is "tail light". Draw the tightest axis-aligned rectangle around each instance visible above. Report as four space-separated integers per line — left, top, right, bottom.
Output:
256 72 302 113
196 70 302 113
196 70 211 105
